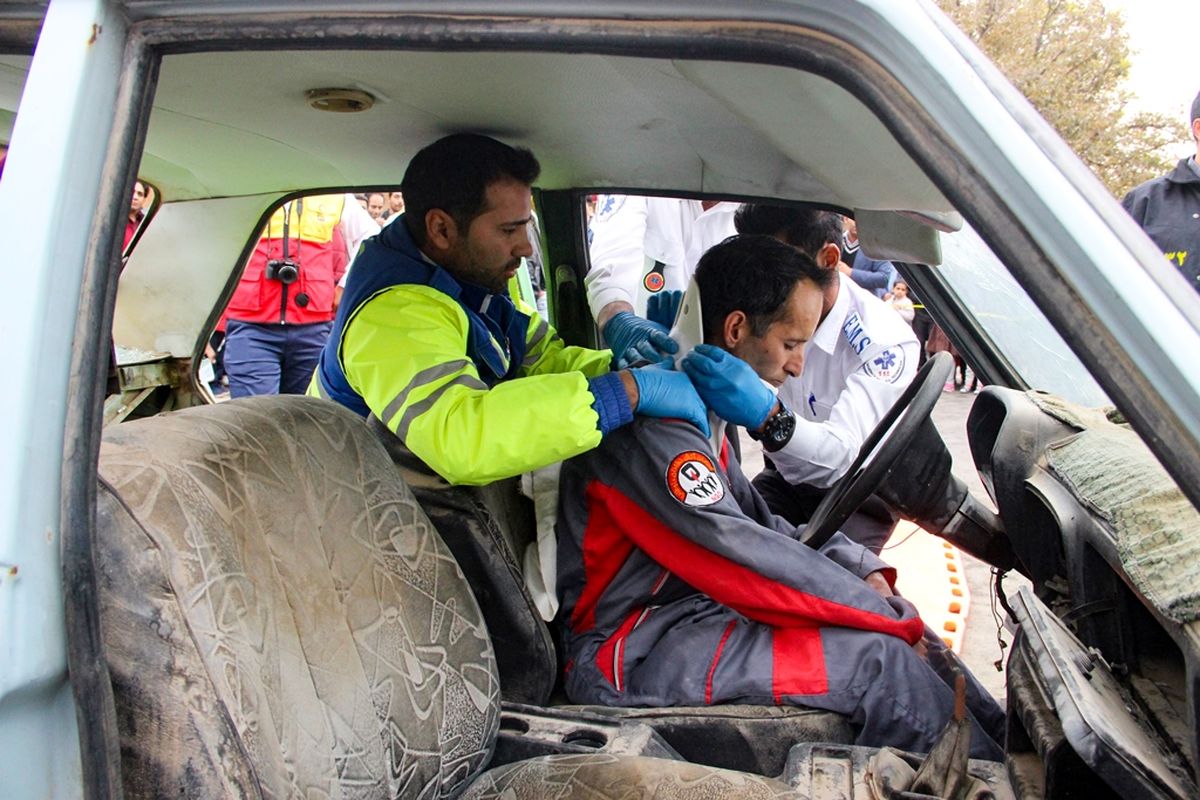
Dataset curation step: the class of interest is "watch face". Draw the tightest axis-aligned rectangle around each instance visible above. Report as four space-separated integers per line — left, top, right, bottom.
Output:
763 407 795 451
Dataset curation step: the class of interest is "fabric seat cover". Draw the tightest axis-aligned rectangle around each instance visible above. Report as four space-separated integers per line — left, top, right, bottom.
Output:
96 397 500 798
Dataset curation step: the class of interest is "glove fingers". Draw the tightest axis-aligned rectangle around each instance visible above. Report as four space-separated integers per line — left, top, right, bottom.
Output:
680 355 718 378
648 329 679 353
633 341 661 364
691 343 725 360
645 295 665 328
617 346 643 370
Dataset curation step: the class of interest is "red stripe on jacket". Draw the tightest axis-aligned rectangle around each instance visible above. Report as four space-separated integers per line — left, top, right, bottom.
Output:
569 483 637 633
590 482 924 645
706 620 738 704
596 607 645 691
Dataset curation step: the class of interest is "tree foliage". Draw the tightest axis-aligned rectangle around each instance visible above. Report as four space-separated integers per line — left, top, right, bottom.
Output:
936 0 1177 197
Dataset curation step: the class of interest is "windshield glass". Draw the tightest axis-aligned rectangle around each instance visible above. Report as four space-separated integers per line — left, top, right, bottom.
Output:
938 224 1110 408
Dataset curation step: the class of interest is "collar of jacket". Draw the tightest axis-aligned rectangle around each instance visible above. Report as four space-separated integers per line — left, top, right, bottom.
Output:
1168 157 1200 185
377 216 529 385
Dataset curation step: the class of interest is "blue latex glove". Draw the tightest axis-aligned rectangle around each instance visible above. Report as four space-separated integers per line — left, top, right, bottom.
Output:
604 311 679 369
646 290 684 331
681 343 776 429
631 362 711 437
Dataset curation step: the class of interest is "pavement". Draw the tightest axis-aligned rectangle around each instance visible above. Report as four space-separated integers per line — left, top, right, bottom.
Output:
738 386 1019 702
917 388 1021 702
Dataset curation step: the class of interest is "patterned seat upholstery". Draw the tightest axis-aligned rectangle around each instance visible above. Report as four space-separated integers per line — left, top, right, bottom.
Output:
97 396 500 798
96 396 798 798
461 754 798 798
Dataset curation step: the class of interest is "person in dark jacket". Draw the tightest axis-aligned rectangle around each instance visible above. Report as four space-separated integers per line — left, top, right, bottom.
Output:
1122 90 1200 292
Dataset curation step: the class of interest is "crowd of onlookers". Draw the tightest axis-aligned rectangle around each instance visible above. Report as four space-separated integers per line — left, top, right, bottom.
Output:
353 190 405 223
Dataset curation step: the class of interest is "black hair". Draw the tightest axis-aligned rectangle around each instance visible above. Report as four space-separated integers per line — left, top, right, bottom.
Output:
401 133 541 245
734 204 844 260
1192 89 1200 123
695 234 833 340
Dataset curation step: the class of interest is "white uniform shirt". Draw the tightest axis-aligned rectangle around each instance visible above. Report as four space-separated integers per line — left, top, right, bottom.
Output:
585 195 738 320
774 273 919 489
336 194 392 287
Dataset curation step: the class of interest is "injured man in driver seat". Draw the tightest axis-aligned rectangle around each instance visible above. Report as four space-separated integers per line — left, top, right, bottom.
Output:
554 234 1005 759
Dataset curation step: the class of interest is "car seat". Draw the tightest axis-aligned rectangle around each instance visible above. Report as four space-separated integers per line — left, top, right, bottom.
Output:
94 396 798 797
365 416 854 778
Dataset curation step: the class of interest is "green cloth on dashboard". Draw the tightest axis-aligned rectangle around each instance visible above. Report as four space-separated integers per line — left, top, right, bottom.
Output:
1029 391 1200 624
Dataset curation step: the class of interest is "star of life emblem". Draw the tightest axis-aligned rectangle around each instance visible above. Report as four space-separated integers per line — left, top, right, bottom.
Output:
864 347 905 383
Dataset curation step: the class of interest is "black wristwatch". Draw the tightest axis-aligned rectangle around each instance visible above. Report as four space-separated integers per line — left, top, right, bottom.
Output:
747 401 796 453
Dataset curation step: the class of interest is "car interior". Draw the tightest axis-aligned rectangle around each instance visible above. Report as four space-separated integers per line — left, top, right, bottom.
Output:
5 6 1200 798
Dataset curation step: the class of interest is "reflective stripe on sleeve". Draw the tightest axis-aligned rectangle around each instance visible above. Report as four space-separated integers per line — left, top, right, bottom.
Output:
380 358 482 426
524 317 550 362
393 375 487 438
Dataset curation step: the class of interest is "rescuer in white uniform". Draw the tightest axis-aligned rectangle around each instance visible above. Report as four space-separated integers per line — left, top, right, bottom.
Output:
686 204 919 552
585 194 737 365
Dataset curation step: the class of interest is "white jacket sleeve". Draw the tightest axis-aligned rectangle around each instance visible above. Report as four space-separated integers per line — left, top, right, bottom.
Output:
338 193 382 263
584 195 650 320
771 341 919 488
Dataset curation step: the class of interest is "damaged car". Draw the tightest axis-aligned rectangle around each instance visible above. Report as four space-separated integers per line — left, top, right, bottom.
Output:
2 1 1200 798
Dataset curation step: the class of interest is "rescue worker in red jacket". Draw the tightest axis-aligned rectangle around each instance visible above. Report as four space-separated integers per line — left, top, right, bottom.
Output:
223 194 376 397
556 234 1005 759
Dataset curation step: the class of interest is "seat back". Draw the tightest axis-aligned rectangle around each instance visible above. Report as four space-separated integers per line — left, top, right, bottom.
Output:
367 415 559 705
96 396 500 799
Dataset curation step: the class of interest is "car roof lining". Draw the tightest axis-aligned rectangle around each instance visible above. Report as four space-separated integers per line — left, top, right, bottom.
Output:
136 49 957 263
144 49 952 213
145 48 952 203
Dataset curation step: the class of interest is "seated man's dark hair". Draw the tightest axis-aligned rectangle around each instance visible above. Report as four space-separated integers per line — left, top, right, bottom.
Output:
695 234 834 340
734 204 845 260
401 133 541 245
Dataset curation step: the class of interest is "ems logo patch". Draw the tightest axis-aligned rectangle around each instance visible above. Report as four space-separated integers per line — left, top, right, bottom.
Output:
666 451 725 507
864 347 905 383
595 194 626 221
643 271 666 292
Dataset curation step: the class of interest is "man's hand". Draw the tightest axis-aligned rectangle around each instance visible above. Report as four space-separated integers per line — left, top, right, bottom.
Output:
646 290 684 331
681 344 776 429
863 570 894 599
870 575 928 656
626 363 710 437
603 311 679 368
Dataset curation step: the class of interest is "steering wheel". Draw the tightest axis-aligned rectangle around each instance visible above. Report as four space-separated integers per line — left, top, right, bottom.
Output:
800 351 954 549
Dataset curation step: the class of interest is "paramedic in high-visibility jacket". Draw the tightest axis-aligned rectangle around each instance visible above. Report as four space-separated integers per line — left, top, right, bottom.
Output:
556 235 1004 758
310 133 708 485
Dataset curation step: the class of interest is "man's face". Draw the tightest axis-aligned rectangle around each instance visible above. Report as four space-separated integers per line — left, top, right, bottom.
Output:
130 182 146 214
442 178 533 293
389 191 404 213
842 216 857 240
367 194 385 219
729 279 823 387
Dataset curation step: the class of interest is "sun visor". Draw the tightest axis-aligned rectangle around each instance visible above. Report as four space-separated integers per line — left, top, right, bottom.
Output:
856 209 963 266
